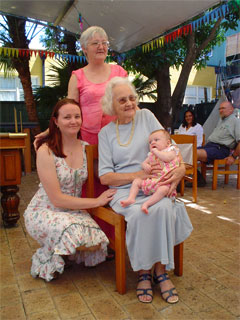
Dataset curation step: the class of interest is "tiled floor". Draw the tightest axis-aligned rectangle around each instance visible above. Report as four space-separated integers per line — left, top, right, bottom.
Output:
0 171 239 320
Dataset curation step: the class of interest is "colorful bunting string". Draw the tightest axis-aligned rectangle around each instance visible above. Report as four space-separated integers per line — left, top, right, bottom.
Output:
0 47 86 63
141 2 231 54
0 1 236 61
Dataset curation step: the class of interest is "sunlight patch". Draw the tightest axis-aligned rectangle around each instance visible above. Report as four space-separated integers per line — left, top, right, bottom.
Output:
186 203 212 214
217 215 240 225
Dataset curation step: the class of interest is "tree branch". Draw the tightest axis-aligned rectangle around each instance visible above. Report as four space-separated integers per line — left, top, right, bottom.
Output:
197 17 223 54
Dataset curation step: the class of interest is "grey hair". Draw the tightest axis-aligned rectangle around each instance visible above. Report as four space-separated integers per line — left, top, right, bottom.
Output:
101 77 138 116
80 26 108 49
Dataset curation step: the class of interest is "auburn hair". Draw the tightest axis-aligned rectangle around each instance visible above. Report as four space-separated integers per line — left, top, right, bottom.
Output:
36 98 81 157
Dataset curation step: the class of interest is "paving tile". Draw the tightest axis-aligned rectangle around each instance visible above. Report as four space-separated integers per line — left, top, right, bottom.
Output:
75 276 110 300
54 292 89 320
26 309 60 320
216 274 240 291
178 286 219 313
22 288 55 315
13 259 32 276
45 277 77 297
0 284 21 307
159 301 200 320
125 301 163 319
17 273 46 292
10 246 33 263
0 241 11 257
67 315 95 320
87 296 128 319
0 267 17 286
197 306 237 320
206 287 240 317
0 301 26 320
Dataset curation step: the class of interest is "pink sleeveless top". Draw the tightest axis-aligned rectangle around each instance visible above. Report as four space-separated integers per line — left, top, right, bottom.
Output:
72 64 127 144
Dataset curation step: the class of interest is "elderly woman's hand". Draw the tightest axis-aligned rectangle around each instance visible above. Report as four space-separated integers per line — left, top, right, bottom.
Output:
158 164 185 197
33 129 49 150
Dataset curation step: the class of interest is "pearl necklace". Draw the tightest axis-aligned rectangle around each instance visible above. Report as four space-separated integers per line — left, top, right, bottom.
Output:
116 117 135 147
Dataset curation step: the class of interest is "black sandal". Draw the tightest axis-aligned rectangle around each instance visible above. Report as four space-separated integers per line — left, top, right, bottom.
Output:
153 272 179 304
136 273 153 303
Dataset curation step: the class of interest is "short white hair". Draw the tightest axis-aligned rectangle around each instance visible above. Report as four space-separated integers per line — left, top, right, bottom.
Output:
101 77 138 116
80 26 108 48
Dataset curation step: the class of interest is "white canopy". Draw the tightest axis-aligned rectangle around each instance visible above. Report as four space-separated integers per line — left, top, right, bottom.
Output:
1 0 220 52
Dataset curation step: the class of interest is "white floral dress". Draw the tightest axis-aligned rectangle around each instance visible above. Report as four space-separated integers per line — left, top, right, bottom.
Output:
24 141 109 282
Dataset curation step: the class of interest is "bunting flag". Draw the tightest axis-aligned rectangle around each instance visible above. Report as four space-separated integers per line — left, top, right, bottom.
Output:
0 47 86 63
139 2 232 54
79 13 83 31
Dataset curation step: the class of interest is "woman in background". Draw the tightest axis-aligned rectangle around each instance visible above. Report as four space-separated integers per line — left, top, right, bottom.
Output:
178 109 204 147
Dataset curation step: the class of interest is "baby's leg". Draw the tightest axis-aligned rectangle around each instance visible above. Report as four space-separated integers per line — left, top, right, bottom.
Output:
121 178 142 207
142 185 170 214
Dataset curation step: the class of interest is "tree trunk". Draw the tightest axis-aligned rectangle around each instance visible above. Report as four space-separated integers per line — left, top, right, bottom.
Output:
7 16 41 136
155 64 172 128
171 18 222 129
171 32 197 129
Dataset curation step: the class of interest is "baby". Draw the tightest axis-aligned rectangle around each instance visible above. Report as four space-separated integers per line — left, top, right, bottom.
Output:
121 129 180 214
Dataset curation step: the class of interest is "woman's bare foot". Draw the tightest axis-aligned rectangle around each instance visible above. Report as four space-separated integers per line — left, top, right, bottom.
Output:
136 270 153 303
154 264 178 304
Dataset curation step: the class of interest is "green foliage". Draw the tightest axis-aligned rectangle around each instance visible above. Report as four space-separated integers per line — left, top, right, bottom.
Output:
34 59 85 130
132 74 157 101
40 24 80 53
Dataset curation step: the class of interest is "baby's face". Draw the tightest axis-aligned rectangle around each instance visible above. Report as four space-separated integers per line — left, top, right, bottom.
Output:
149 132 170 152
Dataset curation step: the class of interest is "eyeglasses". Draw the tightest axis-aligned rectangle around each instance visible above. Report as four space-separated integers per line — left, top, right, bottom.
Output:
89 41 109 47
117 95 137 105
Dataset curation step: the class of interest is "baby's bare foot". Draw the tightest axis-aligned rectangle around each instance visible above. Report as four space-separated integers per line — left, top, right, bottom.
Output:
141 204 149 214
120 199 135 207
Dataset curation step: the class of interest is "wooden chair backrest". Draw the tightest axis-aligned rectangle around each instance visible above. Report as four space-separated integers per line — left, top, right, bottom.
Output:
171 134 197 168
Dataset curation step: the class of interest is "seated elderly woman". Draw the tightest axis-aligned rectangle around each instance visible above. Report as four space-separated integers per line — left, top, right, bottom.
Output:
98 77 193 304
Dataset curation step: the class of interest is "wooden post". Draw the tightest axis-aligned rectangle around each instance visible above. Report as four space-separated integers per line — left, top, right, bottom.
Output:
23 128 32 173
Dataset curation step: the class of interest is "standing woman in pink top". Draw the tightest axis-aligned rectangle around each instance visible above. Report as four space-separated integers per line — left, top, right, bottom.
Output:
68 26 128 145
35 26 127 145
67 26 127 244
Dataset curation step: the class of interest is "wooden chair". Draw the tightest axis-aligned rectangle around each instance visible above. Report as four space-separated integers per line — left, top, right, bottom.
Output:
201 158 240 190
171 135 198 202
85 144 184 294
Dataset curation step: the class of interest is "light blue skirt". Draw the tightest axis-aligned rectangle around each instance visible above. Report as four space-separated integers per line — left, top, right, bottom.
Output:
110 189 193 271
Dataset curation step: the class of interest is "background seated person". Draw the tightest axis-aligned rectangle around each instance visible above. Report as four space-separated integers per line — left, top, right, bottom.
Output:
197 101 240 165
178 109 203 147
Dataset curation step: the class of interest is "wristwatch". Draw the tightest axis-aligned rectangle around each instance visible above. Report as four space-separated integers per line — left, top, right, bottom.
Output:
231 154 238 159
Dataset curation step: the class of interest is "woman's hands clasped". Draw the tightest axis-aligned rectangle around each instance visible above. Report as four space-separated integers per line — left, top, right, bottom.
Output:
97 189 117 207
